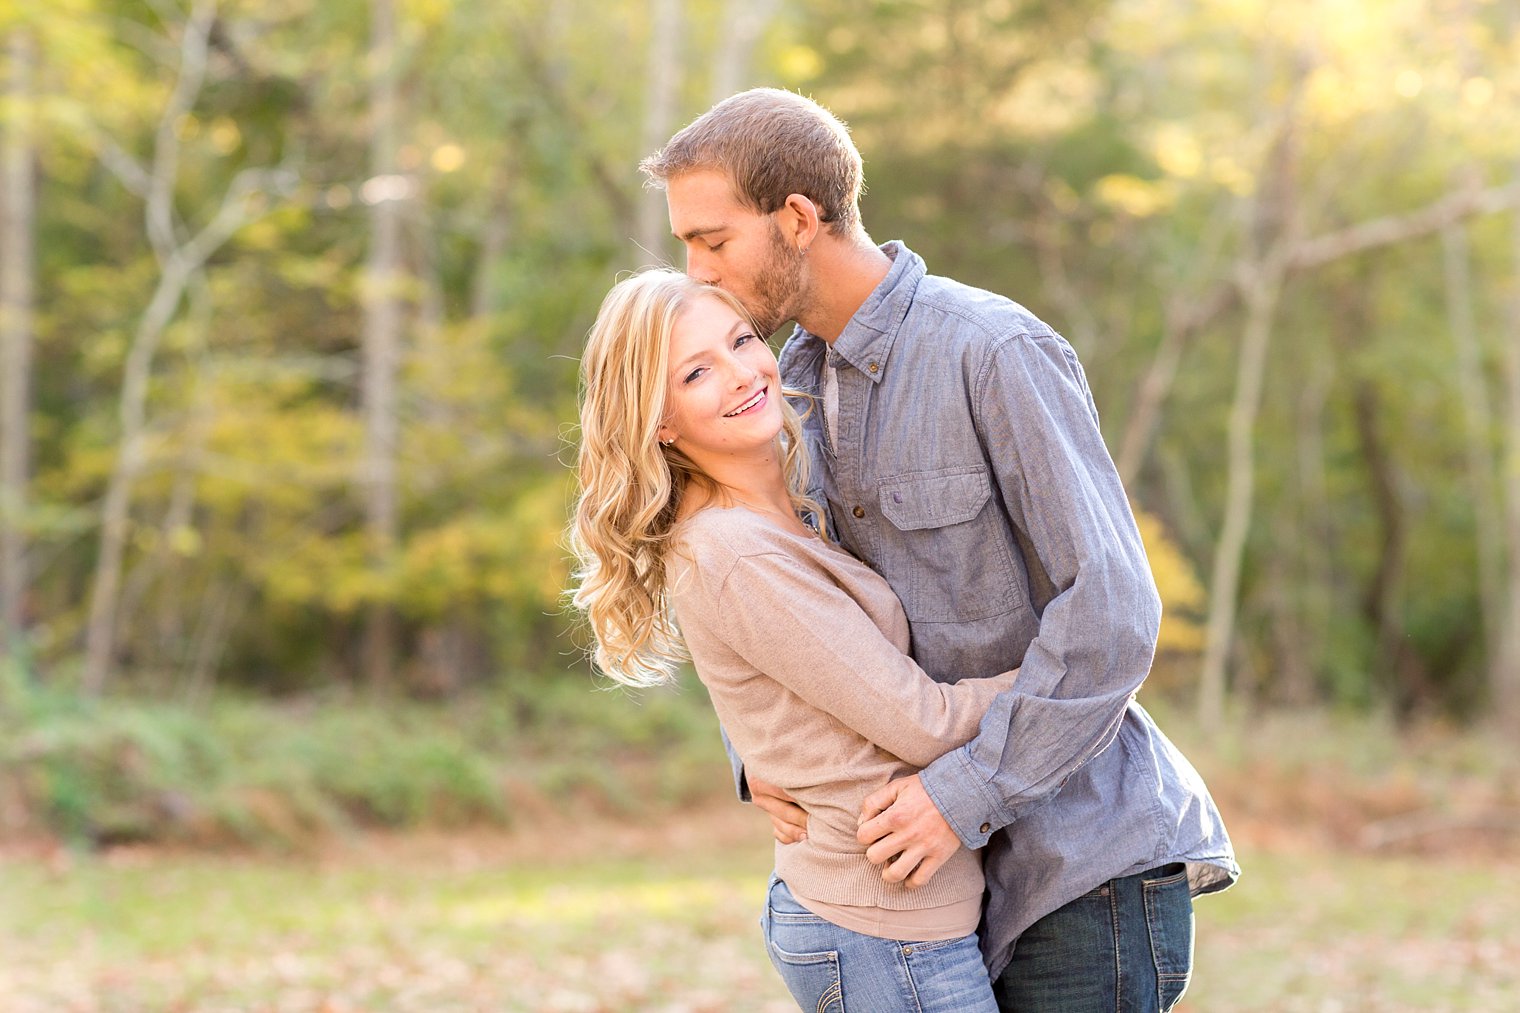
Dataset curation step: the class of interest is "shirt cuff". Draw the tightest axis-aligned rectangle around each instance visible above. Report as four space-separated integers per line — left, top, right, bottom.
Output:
919 745 1014 850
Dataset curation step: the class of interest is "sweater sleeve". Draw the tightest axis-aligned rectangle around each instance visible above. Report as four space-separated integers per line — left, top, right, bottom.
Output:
707 548 1019 768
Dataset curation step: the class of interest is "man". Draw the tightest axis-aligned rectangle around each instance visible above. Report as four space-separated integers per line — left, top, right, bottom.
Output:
641 88 1237 1011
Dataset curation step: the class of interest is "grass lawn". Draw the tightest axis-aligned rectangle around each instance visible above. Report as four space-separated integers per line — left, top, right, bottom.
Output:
2 801 1517 1013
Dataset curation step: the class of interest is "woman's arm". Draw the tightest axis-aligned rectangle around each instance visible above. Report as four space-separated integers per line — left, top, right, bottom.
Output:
708 549 1018 768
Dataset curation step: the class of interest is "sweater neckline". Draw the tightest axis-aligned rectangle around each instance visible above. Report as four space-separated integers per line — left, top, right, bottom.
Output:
676 502 821 541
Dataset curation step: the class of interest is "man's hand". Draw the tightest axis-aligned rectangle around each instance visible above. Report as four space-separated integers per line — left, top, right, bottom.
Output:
749 775 808 845
856 774 962 889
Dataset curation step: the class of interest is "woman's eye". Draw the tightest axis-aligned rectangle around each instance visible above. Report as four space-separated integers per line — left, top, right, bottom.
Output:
683 368 704 384
734 333 755 348
710 241 726 251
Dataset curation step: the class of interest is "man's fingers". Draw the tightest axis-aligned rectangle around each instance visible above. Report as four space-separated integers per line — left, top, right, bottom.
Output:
769 818 807 844
858 781 900 826
749 776 797 805
755 796 808 830
881 847 924 885
857 797 907 846
903 852 947 889
772 822 804 845
756 798 807 844
857 812 889 847
863 831 902 866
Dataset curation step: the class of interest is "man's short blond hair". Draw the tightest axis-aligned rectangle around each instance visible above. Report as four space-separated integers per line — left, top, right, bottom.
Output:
640 88 864 236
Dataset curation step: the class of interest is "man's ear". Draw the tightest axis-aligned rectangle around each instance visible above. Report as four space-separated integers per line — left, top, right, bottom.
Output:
780 192 821 253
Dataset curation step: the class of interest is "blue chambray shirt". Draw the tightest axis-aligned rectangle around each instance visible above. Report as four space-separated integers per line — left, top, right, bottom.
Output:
758 242 1239 976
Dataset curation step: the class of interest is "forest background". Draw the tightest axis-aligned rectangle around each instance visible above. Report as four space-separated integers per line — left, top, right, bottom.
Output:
0 0 1519 1007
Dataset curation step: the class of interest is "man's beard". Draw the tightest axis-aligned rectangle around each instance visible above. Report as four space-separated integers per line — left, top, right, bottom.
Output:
745 222 806 337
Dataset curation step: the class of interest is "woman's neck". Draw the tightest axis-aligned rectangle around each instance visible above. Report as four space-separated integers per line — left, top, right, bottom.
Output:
676 456 796 524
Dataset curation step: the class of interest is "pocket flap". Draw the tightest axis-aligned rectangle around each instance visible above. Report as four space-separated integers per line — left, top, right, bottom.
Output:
878 468 992 531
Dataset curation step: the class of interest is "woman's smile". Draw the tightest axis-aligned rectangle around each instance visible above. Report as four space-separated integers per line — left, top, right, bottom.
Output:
725 388 769 417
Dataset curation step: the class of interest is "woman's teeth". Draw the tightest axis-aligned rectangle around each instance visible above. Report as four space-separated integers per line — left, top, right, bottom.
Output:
726 390 765 417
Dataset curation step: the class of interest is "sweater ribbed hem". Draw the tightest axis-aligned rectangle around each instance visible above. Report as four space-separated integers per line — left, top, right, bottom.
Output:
774 841 985 911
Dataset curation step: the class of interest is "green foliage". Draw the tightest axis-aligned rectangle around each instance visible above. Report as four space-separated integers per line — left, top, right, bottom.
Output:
3 705 1517 1008
1135 509 1205 655
0 668 730 847
4 0 1517 718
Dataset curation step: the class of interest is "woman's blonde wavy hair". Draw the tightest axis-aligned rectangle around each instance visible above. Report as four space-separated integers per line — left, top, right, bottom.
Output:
569 268 817 687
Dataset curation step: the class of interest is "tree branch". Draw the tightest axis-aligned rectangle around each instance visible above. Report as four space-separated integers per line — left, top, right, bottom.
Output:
146 0 218 260
1291 181 1520 269
507 14 636 238
93 135 153 198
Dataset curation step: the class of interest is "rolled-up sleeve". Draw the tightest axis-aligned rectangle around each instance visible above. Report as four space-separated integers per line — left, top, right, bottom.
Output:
918 331 1161 848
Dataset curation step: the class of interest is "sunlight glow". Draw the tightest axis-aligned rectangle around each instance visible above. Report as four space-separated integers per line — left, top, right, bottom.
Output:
431 144 466 173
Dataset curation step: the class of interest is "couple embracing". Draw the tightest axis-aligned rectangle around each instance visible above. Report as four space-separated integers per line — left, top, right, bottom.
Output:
570 88 1238 1013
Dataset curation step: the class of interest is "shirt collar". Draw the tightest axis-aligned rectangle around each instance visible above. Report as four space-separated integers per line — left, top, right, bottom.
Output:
801 241 925 383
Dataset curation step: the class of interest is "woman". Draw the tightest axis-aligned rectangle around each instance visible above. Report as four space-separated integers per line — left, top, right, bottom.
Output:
569 268 1017 1013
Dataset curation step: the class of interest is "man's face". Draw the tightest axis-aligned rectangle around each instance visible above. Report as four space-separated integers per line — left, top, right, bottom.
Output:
666 170 805 336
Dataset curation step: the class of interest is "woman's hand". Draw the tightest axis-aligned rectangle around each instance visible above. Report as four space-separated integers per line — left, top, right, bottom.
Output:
748 775 809 844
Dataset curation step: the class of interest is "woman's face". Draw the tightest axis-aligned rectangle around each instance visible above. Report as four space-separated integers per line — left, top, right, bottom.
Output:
657 294 783 464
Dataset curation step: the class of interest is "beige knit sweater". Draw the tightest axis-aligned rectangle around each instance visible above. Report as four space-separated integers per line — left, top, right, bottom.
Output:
667 505 1019 912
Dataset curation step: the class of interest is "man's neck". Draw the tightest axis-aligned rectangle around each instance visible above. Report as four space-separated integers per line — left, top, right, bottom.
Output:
795 234 891 344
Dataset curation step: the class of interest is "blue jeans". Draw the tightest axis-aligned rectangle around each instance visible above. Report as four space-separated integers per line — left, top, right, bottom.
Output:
993 863 1195 1012
761 875 998 1013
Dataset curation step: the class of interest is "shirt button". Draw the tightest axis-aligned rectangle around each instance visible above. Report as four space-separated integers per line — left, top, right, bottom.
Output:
868 362 879 374
902 945 913 955
980 823 992 834
852 505 865 518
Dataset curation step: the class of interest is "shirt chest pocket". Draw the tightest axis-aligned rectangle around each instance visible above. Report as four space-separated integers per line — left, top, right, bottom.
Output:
876 466 1026 624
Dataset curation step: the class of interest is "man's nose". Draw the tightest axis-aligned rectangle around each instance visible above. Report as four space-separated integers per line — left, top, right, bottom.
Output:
686 247 718 285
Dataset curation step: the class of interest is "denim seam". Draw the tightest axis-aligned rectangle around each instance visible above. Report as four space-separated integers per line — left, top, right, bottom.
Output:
817 976 842 1013
896 942 924 1013
1108 880 1122 1013
1143 874 1193 1011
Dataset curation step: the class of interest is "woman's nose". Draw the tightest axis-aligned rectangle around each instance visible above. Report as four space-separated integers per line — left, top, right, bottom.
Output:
724 354 758 387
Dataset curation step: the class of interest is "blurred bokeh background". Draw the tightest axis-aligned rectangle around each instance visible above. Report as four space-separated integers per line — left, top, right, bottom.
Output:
1 0 1518 1009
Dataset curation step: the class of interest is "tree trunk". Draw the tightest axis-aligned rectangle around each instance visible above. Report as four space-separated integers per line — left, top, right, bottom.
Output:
709 0 779 103
83 0 293 694
1293 342 1334 704
360 0 403 689
1441 213 1505 679
0 29 36 661
1115 286 1231 485
635 0 681 262
1198 266 1283 726
1350 377 1423 714
84 257 195 694
1498 167 1520 731
84 2 220 695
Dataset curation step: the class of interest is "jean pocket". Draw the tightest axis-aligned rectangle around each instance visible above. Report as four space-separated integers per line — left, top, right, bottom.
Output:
1142 864 1195 1011
766 937 843 1013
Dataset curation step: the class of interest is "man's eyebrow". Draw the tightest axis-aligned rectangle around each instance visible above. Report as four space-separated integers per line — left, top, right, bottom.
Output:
675 224 725 243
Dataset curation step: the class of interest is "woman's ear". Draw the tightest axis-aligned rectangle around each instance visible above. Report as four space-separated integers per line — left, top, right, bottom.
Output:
780 192 821 254
657 424 677 446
